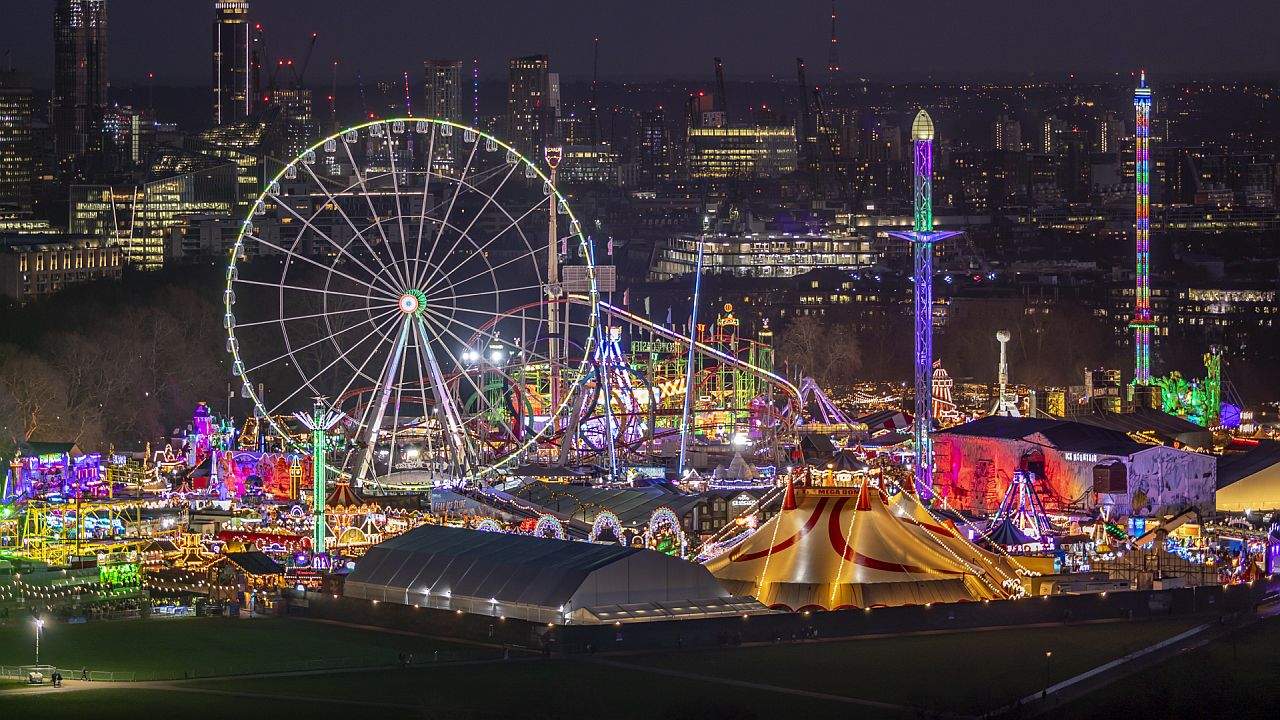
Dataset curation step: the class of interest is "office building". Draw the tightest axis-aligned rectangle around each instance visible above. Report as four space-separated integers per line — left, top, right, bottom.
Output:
0 236 122 302
0 71 34 212
507 55 548 159
213 1 253 124
52 0 108 172
990 114 1021 152
687 126 797 179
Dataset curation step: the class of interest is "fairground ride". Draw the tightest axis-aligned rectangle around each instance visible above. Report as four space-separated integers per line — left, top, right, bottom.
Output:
224 118 599 489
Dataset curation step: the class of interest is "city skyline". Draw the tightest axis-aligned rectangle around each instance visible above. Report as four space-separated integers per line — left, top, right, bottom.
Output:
2 0 1280 87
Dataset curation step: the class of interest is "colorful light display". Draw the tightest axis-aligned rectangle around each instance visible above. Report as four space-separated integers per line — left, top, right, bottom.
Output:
887 110 960 499
1130 72 1155 384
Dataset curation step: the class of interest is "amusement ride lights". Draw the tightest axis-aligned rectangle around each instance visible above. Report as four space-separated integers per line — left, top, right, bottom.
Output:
887 110 960 499
1130 71 1155 385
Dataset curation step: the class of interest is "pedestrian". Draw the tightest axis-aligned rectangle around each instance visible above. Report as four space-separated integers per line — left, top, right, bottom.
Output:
81 667 88 681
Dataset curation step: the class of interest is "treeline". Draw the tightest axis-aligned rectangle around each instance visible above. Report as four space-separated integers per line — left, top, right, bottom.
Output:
0 267 229 457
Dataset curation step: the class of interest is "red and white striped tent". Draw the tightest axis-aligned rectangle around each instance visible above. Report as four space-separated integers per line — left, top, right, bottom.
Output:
704 478 1020 610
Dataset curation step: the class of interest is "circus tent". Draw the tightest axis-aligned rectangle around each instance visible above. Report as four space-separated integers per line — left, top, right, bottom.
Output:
704 479 1021 610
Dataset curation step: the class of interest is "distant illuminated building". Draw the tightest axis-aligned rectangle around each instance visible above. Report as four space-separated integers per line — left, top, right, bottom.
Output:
687 126 797 179
637 108 671 188
0 237 122 302
423 59 463 172
212 1 253 124
268 87 316 159
52 0 108 173
0 71 34 212
507 55 549 159
990 114 1020 152
557 145 618 185
70 149 239 269
650 233 875 280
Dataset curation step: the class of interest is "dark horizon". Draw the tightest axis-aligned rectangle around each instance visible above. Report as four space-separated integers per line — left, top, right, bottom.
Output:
3 0 1278 87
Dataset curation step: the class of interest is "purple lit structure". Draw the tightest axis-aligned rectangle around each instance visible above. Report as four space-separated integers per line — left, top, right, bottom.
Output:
888 110 960 499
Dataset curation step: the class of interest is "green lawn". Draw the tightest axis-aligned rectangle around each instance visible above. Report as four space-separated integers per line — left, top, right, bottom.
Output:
0 660 858 720
0 617 497 679
616 617 1205 717
1058 613 1280 719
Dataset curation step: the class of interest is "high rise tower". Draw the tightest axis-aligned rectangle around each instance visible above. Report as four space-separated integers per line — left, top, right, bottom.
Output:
1130 71 1154 385
888 110 960 499
212 1 252 124
0 71 34 212
507 55 549 159
424 60 463 173
52 0 108 172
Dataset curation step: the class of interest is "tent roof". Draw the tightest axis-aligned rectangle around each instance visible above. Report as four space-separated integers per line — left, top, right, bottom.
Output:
936 416 1147 456
223 551 284 576
985 517 1035 546
1217 440 1280 489
327 479 364 508
705 484 1015 609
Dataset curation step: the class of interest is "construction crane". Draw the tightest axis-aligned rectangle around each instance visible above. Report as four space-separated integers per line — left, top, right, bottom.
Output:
796 58 815 155
289 32 318 88
590 37 601 144
713 57 728 121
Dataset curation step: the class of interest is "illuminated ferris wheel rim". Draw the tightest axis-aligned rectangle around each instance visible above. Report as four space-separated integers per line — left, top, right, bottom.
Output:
222 116 599 479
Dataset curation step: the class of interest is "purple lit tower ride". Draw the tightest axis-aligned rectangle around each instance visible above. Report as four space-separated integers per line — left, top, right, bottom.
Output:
889 110 959 498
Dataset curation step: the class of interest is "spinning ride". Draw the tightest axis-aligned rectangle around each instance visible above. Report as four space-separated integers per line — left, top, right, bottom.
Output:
225 119 598 487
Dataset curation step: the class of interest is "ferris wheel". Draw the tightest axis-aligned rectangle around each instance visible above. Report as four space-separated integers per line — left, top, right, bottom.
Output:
223 118 598 487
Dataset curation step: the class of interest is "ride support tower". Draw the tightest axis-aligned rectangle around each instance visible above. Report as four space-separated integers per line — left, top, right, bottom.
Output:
888 110 959 499
1130 71 1155 385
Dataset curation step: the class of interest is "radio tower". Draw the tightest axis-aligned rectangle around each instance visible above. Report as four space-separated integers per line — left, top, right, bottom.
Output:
889 110 960 499
826 0 840 79
1130 71 1155 385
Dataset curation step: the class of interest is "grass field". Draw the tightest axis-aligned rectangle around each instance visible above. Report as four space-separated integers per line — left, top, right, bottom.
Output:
1058 613 1280 719
0 616 497 679
616 617 1205 717
0 615 1222 719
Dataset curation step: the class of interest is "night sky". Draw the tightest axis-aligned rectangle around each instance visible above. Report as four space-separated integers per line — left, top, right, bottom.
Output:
2 0 1279 87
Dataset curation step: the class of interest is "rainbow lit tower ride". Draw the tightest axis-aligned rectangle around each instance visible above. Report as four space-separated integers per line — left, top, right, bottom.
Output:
888 110 960 498
1130 72 1155 385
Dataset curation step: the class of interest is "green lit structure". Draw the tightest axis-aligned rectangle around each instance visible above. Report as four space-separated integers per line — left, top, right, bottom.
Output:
1152 346 1223 428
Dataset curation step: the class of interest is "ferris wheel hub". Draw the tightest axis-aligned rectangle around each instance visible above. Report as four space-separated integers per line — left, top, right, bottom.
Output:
397 290 426 316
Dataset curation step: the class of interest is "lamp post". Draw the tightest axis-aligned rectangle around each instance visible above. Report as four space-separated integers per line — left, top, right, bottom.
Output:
34 617 43 665
1044 650 1053 698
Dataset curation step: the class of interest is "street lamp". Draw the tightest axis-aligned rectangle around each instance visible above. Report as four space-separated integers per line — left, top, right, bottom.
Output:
34 618 43 665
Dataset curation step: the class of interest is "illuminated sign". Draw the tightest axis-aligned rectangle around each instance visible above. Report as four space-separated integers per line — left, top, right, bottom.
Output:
1063 452 1100 463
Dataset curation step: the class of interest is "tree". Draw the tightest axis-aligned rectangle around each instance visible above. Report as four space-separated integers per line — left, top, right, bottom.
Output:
775 316 863 389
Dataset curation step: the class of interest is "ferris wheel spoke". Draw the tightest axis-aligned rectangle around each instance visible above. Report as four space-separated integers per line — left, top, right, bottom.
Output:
386 138 412 290
234 276 394 304
299 160 407 293
415 138 481 289
326 316 407 432
419 156 518 290
266 311 402 416
244 306 401 375
232 303 387 329
268 188 400 297
423 198 549 296
419 312 522 444
412 125 437 287
433 281 548 304
412 317 477 474
242 232 399 300
341 139 410 290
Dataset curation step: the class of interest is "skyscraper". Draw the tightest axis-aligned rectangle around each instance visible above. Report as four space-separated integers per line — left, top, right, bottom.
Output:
52 0 108 173
213 1 253 124
507 55 549 159
424 60 462 172
423 60 462 121
637 108 670 188
0 71 35 212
